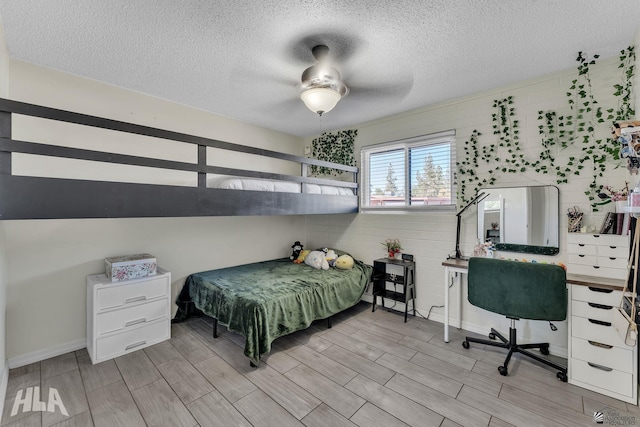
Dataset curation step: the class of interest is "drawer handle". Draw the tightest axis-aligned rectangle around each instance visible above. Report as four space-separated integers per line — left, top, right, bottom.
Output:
578 254 585 258
125 318 147 327
588 340 613 349
609 257 617 260
587 362 613 372
588 318 612 327
609 246 618 249
593 234 601 238
578 243 586 247
588 287 613 294
125 341 147 351
125 296 147 304
592 266 600 269
588 302 613 310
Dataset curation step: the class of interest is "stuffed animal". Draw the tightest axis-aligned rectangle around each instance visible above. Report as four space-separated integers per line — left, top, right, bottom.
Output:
304 250 330 270
334 254 354 270
290 241 304 261
294 249 310 264
323 248 338 266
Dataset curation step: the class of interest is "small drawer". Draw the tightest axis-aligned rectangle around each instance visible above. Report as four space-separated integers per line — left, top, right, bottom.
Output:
598 245 629 258
567 264 627 280
96 276 170 311
572 284 621 305
96 319 169 361
571 316 629 348
567 233 628 247
571 300 615 323
571 337 633 374
570 358 634 398
596 256 629 270
96 298 169 335
567 243 597 256
567 253 597 266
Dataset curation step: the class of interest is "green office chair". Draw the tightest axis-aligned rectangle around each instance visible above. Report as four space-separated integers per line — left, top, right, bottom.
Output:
462 257 568 381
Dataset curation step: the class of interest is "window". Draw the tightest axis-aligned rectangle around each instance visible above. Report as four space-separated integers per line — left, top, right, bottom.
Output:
361 130 456 211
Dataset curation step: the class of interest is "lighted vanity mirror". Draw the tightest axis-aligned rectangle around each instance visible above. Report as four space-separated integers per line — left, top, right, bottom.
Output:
477 185 560 255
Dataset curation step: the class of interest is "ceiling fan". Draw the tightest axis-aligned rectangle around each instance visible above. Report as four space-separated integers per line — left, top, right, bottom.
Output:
299 45 349 116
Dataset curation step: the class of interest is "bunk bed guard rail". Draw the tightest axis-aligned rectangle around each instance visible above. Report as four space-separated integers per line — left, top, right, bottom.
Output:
0 98 359 219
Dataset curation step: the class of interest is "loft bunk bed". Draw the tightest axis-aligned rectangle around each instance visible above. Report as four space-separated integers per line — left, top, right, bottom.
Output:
0 98 358 219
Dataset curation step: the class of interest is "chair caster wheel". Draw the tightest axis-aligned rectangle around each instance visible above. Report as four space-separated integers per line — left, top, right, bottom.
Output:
462 341 470 349
556 371 567 382
488 333 496 340
540 346 550 355
498 366 508 376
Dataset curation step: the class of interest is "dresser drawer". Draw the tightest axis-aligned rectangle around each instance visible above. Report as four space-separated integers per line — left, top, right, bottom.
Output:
96 319 169 361
571 285 622 306
571 359 634 398
571 337 633 373
96 298 169 335
598 244 629 258
597 256 629 270
572 316 628 348
571 300 615 323
567 233 628 247
568 264 628 280
96 276 170 311
567 243 597 256
567 253 597 266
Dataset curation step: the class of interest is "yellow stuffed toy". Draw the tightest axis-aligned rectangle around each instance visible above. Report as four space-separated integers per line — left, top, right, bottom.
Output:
334 254 354 270
294 249 310 264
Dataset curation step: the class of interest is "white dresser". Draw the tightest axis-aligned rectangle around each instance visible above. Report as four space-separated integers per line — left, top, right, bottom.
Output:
566 233 628 280
87 268 171 364
568 282 638 404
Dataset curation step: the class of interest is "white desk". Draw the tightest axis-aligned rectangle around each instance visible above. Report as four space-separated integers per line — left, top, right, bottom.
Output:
441 258 626 342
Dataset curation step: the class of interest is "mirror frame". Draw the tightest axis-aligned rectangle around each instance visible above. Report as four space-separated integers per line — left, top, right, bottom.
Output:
477 185 560 256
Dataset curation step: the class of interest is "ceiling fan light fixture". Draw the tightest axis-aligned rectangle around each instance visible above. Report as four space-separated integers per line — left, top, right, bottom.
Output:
300 87 341 116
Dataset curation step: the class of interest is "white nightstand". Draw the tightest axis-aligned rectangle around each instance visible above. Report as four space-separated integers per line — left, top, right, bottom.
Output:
86 267 171 364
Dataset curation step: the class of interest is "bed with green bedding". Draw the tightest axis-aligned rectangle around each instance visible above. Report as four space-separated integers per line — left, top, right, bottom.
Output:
175 256 373 365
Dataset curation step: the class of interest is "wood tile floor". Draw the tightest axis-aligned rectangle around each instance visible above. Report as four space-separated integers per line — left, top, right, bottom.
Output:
2 302 639 427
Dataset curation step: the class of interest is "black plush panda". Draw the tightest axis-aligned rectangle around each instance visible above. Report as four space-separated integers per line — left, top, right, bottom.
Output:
290 241 304 261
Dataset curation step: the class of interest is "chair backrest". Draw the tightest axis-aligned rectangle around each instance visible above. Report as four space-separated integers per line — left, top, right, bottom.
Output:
468 257 567 321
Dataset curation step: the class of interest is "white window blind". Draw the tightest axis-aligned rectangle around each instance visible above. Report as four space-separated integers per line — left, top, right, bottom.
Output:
361 130 456 211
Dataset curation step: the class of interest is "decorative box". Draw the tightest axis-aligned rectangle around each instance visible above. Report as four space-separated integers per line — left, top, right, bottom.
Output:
105 253 157 282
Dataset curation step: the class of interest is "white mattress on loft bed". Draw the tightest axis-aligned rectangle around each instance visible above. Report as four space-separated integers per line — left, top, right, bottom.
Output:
206 175 354 195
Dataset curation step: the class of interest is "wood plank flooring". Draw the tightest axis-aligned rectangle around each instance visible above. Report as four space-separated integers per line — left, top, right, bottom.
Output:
2 301 639 426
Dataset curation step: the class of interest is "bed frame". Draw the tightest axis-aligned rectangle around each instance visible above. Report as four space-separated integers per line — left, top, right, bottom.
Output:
0 98 358 219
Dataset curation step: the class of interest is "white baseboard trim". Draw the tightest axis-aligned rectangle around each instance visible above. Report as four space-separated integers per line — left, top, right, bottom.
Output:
0 362 8 422
8 339 86 369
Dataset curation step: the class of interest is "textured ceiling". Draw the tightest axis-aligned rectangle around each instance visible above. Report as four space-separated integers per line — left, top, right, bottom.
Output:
0 1 639 137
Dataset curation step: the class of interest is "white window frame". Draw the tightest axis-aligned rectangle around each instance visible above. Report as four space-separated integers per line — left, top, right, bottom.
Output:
360 130 456 212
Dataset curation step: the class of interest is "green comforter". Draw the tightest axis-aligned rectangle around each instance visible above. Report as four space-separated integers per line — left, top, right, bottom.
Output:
176 257 372 365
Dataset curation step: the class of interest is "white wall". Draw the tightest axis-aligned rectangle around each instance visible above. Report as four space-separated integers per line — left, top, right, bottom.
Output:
306 55 631 355
5 61 307 364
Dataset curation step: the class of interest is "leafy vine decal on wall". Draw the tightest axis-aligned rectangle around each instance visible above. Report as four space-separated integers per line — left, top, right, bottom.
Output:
310 129 358 176
457 46 635 209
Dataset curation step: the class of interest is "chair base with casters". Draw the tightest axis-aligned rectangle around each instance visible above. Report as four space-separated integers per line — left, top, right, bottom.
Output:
462 319 568 381
461 257 569 382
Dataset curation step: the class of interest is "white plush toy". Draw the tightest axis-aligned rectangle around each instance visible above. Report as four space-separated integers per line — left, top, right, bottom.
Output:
323 248 338 265
305 250 330 270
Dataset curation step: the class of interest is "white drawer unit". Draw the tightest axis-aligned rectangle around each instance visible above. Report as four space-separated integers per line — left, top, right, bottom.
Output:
566 233 628 280
568 283 638 404
87 268 171 364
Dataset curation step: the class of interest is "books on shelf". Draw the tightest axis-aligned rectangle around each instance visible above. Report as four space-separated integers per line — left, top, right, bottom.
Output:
599 212 631 235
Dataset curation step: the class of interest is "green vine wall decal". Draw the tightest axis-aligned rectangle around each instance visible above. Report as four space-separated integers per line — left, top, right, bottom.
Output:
457 46 635 208
310 129 358 176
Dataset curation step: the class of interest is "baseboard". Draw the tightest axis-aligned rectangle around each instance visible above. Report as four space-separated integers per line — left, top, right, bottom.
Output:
8 339 86 369
0 362 8 422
